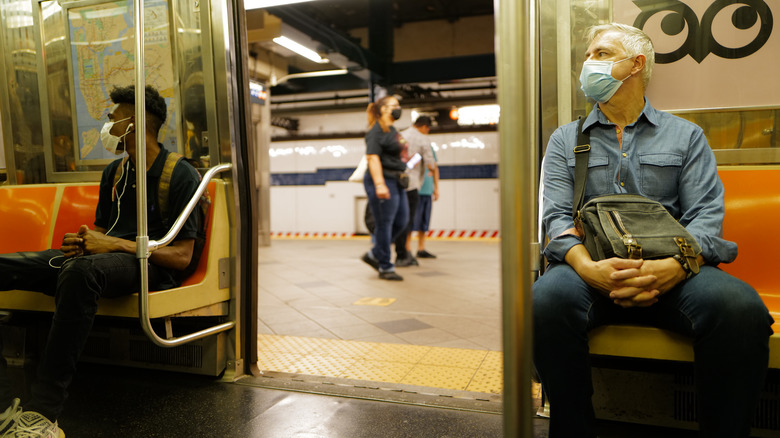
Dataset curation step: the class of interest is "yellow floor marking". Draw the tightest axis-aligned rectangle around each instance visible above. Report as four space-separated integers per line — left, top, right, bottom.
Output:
257 334 503 394
402 364 477 391
419 347 488 368
339 359 415 383
271 235 500 242
352 297 397 306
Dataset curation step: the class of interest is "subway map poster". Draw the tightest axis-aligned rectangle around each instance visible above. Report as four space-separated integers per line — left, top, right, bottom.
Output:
67 0 176 162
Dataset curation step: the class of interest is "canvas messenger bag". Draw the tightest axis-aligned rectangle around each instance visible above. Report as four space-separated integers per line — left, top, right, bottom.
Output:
571 117 700 277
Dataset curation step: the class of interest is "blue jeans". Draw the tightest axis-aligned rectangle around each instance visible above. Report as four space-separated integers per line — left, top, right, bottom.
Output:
394 189 418 260
533 264 773 438
364 173 409 271
0 249 177 420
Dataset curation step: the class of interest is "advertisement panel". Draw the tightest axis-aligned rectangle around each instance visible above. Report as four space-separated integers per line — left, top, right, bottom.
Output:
614 0 779 110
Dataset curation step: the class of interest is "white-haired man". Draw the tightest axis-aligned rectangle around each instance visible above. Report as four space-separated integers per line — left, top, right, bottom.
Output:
534 23 772 437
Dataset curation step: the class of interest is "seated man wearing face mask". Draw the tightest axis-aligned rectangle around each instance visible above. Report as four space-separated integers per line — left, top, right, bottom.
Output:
534 23 772 437
0 85 201 438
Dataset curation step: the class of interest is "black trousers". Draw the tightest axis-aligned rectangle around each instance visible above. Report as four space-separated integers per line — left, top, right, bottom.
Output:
0 249 177 420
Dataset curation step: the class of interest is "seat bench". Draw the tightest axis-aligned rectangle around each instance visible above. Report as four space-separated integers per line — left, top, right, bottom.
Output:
0 180 230 319
589 166 780 368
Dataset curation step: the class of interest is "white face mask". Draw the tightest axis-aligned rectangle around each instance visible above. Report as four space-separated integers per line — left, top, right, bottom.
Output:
100 116 132 155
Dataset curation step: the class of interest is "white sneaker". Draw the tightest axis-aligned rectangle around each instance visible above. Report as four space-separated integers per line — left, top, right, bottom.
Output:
0 399 22 434
1 410 64 438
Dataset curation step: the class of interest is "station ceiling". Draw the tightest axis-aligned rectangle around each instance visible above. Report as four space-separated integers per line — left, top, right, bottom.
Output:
246 0 496 100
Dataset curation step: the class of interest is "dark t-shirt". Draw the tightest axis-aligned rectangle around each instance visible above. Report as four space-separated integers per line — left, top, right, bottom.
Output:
365 123 407 173
94 146 201 244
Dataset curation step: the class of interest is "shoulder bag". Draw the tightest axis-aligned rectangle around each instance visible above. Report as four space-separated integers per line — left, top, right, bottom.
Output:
571 118 700 277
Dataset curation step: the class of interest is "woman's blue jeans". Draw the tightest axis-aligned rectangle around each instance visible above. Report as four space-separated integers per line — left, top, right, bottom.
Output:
364 173 409 271
533 263 774 438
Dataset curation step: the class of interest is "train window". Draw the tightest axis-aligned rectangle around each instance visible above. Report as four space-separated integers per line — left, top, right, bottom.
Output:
0 121 6 183
672 108 779 165
0 0 221 184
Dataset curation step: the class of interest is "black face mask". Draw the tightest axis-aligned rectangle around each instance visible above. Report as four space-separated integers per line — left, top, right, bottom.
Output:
391 108 402 120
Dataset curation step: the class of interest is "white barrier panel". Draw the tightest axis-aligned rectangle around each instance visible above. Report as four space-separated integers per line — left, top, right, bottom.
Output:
269 131 500 235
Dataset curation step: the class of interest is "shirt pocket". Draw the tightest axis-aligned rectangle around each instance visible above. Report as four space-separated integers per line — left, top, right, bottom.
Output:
568 155 609 197
639 153 683 198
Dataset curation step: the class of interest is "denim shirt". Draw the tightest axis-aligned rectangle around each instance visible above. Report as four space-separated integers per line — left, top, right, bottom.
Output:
541 100 737 265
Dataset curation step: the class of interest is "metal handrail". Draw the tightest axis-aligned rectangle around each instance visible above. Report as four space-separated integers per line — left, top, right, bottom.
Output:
133 0 233 347
149 163 232 251
139 163 234 348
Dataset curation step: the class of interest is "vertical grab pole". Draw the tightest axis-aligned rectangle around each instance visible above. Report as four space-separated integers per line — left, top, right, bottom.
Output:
495 0 538 436
133 0 150 316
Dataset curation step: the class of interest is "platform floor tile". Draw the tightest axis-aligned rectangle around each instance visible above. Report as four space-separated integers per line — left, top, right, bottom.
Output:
258 334 503 393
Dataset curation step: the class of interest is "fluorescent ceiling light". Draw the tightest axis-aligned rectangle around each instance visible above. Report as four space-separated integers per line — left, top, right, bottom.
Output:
245 0 315 10
456 104 501 126
271 69 348 86
273 36 327 63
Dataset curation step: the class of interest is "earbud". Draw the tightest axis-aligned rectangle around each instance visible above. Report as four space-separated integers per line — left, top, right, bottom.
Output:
128 123 134 130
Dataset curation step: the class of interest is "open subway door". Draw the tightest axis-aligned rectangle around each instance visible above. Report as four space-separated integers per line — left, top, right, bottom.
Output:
0 0 259 379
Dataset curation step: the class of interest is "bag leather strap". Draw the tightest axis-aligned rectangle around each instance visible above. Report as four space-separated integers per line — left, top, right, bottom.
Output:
572 116 591 219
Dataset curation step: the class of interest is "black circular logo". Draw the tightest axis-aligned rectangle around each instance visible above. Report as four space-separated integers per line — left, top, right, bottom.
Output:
633 0 773 63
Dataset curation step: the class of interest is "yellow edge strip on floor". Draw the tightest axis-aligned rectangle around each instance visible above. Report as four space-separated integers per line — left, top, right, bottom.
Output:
271 235 501 242
258 334 504 394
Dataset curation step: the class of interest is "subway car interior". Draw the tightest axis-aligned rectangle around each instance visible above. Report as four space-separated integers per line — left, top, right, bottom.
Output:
0 0 778 436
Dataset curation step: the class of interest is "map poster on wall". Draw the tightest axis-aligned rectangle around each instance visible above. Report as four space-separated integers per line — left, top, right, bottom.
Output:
614 0 779 110
67 0 176 162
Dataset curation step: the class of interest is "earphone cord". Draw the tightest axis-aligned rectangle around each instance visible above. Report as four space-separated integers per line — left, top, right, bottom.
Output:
106 159 129 235
50 160 130 269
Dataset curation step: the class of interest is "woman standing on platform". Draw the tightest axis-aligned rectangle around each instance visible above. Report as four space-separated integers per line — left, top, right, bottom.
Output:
360 96 409 281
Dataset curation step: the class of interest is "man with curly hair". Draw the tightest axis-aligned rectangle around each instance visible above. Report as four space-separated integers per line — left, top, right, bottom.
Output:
0 85 201 437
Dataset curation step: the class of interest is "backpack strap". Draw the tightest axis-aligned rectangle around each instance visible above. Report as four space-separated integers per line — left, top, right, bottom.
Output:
159 151 184 226
572 116 591 219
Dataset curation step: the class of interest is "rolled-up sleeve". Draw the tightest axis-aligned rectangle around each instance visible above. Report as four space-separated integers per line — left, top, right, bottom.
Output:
540 124 582 263
676 127 738 264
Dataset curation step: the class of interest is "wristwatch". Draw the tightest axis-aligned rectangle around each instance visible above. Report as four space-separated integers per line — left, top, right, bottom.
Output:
673 254 695 279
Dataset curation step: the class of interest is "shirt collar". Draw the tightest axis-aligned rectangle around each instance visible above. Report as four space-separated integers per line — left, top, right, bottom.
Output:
583 98 659 131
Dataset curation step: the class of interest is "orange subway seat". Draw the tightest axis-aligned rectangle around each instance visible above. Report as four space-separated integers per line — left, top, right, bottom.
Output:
0 186 58 253
179 181 215 287
719 167 780 333
51 185 100 249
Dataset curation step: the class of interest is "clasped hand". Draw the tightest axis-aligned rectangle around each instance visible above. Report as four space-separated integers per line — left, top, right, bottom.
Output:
61 225 115 258
583 257 684 308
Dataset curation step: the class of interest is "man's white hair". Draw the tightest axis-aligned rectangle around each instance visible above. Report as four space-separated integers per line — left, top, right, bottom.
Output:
586 23 655 89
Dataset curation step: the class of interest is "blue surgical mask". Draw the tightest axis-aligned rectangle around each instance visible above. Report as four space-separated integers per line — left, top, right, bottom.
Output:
579 57 633 103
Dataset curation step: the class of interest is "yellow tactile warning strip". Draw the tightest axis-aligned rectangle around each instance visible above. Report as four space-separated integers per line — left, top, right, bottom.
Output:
258 334 503 394
270 234 501 242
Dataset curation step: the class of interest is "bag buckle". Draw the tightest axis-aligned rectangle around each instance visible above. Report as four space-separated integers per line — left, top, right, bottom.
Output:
674 237 700 274
574 144 591 153
623 236 642 259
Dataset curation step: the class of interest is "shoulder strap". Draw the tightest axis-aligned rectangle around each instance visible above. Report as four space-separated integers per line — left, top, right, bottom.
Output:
572 116 591 218
159 152 184 223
